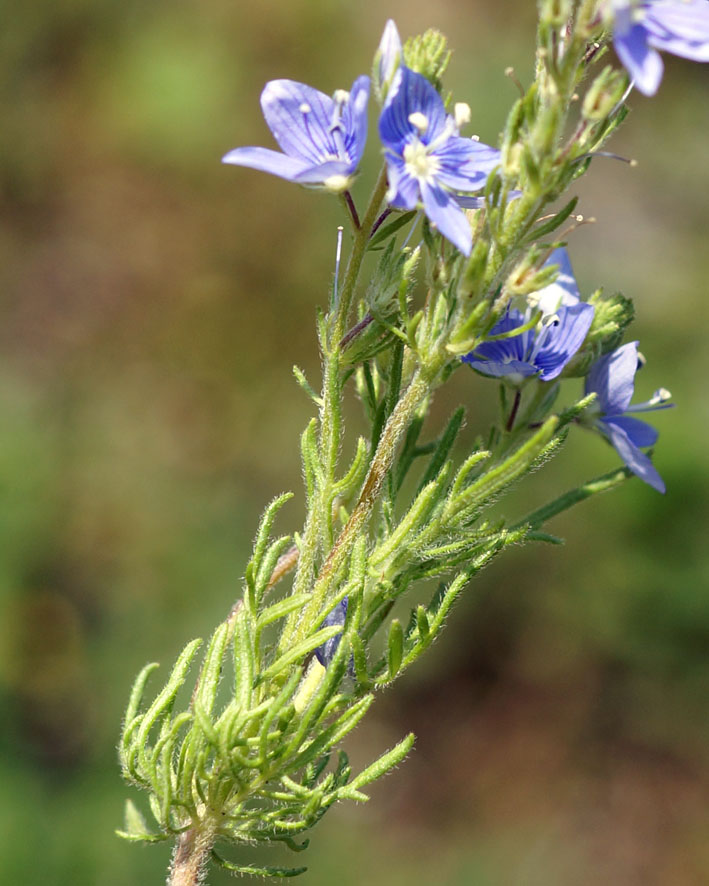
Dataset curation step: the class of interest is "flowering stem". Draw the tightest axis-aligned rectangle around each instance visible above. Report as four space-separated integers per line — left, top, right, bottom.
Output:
505 389 522 432
342 190 361 230
331 165 389 342
294 360 441 646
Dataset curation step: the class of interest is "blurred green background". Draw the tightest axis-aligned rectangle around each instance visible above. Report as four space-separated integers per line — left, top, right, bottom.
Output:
1 1 707 883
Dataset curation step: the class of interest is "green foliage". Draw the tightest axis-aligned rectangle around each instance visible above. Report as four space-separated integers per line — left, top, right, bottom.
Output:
117 6 677 883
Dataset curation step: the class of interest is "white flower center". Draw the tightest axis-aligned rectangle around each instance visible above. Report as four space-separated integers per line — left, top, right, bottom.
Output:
403 139 440 183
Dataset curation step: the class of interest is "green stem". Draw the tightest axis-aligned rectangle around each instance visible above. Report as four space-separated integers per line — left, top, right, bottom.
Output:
278 167 388 655
293 363 439 646
331 165 388 343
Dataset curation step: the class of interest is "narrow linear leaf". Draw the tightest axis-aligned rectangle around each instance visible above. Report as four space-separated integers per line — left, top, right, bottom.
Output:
347 732 416 791
367 210 417 248
212 851 307 878
417 406 465 493
135 639 202 752
258 626 343 684
257 594 310 630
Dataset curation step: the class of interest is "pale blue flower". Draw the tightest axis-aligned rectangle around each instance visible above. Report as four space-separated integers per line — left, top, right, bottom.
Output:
609 0 709 95
463 250 593 383
223 77 370 193
378 65 500 255
584 341 672 492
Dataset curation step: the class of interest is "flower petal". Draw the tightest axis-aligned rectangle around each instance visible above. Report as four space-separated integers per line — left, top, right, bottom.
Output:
535 302 594 381
342 75 371 169
420 180 472 255
613 24 665 95
645 1 709 61
434 138 500 191
261 79 335 164
462 357 538 381
379 66 447 148
604 414 659 449
221 146 309 180
536 247 581 314
601 418 666 493
384 153 420 209
585 341 639 415
293 159 353 186
467 309 529 364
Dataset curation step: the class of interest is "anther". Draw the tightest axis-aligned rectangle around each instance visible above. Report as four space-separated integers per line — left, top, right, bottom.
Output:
454 102 471 128
408 112 429 133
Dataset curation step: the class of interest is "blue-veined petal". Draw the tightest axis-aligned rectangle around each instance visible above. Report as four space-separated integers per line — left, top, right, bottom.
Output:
420 180 472 255
221 146 309 180
614 24 665 94
645 1 709 59
385 153 420 209
380 66 447 147
435 139 500 191
585 341 639 415
342 76 371 168
261 79 336 164
601 417 666 493
534 302 594 381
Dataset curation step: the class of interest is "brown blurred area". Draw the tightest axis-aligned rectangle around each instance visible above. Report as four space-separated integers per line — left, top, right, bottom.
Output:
1 1 707 883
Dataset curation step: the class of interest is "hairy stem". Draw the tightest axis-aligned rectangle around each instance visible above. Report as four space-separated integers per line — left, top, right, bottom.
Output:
168 823 217 886
294 363 440 644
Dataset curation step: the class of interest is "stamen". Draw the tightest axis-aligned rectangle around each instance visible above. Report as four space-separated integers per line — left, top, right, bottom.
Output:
299 102 311 114
528 313 560 362
454 102 471 128
408 112 429 133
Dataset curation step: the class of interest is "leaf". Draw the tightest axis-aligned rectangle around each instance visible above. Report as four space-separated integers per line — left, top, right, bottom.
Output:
346 732 415 792
367 210 417 249
134 639 202 754
212 850 307 878
257 594 310 630
386 619 404 680
257 626 343 684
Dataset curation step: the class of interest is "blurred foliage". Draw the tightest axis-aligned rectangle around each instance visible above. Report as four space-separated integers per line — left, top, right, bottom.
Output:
0 0 707 883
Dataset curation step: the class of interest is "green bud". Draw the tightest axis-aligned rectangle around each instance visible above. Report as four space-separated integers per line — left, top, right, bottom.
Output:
403 29 451 90
582 66 628 122
539 0 573 27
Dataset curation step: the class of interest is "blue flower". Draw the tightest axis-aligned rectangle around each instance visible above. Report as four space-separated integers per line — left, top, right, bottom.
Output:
583 341 672 492
222 77 370 193
463 250 594 383
315 598 348 667
608 0 709 95
378 65 500 255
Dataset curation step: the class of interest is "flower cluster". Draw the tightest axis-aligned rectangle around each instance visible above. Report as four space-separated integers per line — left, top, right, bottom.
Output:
222 16 684 493
463 249 672 491
223 21 499 254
